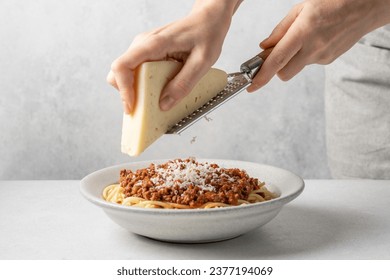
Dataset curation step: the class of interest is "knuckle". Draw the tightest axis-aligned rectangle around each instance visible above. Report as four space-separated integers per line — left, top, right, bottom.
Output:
119 90 132 103
292 3 304 12
106 75 114 85
175 79 193 96
271 52 289 69
201 46 220 63
317 52 334 65
106 71 115 83
133 32 148 42
133 34 168 56
277 71 292 81
147 34 166 49
111 58 125 73
195 52 210 64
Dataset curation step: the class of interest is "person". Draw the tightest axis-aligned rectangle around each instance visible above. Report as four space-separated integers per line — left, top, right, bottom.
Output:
107 0 390 179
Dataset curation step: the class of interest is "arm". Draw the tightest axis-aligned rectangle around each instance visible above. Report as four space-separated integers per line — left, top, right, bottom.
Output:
247 0 390 92
107 0 243 113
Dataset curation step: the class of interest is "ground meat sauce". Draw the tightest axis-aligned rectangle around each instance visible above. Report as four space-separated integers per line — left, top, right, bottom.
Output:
119 158 262 208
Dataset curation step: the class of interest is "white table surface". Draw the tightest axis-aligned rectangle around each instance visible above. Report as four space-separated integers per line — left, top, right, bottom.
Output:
1 180 389 260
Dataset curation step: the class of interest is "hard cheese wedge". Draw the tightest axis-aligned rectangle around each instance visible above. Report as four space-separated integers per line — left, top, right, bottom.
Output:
121 61 227 156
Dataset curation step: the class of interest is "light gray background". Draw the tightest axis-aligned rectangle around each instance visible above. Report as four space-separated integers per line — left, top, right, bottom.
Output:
0 0 330 180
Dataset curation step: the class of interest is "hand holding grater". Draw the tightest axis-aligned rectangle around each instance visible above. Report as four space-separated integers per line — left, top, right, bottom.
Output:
166 48 272 134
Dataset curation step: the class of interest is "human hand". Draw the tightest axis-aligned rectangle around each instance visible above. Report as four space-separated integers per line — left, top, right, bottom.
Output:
247 0 390 92
107 0 242 114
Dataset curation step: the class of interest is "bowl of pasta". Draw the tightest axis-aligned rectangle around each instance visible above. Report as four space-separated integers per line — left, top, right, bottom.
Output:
80 158 304 243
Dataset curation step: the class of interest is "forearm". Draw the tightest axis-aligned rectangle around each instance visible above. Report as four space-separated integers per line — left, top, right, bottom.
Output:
191 0 243 17
185 0 241 50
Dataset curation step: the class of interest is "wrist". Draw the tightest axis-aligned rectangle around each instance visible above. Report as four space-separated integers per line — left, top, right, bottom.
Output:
339 0 390 35
372 0 390 27
191 0 243 18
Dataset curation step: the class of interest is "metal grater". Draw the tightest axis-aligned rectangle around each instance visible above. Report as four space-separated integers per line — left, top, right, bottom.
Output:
166 49 271 134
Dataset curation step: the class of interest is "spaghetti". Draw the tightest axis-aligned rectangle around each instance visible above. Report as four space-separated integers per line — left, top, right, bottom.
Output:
102 158 276 209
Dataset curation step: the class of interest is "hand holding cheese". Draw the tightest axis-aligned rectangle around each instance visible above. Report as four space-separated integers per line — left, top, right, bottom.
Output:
107 0 242 114
121 61 227 156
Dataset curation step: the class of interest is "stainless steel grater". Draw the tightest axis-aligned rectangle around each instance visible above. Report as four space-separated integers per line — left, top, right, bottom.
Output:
166 49 271 134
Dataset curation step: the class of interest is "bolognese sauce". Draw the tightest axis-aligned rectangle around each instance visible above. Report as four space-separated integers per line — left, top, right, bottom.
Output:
116 158 273 208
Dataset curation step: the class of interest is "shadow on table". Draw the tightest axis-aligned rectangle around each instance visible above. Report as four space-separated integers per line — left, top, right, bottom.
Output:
125 204 379 259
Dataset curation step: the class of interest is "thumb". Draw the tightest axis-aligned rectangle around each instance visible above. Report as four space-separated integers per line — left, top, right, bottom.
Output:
159 52 211 111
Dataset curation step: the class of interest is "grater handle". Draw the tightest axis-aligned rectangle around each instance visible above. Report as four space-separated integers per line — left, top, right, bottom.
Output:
240 48 273 79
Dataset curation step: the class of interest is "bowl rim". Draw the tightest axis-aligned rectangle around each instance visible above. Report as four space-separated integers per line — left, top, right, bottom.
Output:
80 158 305 215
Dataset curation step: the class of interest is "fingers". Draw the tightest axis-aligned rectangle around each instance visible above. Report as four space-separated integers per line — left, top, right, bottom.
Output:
260 4 302 49
276 51 306 81
121 35 168 70
247 25 303 92
159 51 211 111
107 71 133 113
109 35 168 114
106 70 118 90
248 4 305 92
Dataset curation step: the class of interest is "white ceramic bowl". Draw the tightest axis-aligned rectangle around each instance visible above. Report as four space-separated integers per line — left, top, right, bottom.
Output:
80 159 304 243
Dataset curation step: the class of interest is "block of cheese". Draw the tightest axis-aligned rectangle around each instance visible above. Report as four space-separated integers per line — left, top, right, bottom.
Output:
121 61 227 156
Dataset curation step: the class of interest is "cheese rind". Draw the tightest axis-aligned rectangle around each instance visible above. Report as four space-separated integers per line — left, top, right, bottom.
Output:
121 61 227 156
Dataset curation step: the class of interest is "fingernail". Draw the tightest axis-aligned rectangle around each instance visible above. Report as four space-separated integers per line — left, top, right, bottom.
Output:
160 96 176 111
123 102 132 114
247 87 255 93
247 84 261 93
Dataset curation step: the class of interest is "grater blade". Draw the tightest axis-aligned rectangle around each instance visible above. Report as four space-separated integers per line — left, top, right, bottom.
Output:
165 73 251 134
165 49 270 135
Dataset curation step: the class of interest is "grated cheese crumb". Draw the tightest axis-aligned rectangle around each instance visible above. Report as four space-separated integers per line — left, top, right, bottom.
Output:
150 158 234 191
